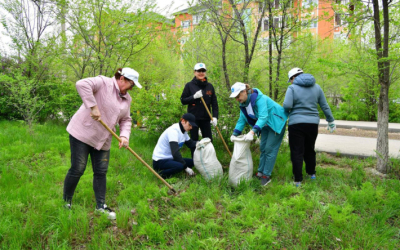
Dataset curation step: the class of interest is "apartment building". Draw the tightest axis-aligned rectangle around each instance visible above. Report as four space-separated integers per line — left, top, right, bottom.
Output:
171 0 351 44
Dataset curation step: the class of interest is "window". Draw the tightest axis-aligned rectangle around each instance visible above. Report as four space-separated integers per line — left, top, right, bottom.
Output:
334 32 347 40
179 37 188 45
192 15 202 25
334 13 341 26
181 20 190 28
259 37 269 50
243 8 252 32
303 0 317 8
274 0 280 9
273 17 280 28
259 2 264 13
263 18 269 31
309 18 318 28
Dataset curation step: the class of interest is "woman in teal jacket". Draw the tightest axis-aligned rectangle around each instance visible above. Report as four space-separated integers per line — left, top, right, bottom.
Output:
230 82 288 186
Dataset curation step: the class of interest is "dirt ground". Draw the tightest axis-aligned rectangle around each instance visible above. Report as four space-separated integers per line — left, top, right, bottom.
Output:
318 127 400 140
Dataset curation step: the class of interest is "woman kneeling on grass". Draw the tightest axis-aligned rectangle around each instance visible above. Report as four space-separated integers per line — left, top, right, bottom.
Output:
230 82 288 186
152 113 198 179
63 67 142 219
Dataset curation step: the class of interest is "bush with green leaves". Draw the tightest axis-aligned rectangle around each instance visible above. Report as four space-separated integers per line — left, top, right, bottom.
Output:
130 81 185 134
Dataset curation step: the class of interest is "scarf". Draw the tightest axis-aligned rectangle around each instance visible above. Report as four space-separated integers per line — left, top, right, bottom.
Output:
239 89 259 127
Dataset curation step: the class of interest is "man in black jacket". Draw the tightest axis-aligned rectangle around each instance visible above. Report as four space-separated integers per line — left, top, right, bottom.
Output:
180 63 219 142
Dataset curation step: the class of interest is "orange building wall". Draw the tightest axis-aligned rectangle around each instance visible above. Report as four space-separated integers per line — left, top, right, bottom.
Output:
174 13 193 31
317 0 335 39
172 0 345 41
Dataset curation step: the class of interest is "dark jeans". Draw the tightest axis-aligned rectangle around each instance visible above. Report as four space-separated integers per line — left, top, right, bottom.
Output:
63 135 110 208
190 119 212 141
288 123 318 182
190 119 212 156
153 158 194 179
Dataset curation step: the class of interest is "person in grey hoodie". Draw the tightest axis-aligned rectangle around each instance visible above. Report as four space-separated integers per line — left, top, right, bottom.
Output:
283 68 336 187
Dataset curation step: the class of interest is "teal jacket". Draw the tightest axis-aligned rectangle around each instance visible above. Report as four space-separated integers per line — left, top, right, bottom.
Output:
233 88 288 135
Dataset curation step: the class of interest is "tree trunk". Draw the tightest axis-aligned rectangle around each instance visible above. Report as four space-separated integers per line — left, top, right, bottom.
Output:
268 2 273 97
372 0 391 173
221 34 231 90
376 84 389 173
275 47 282 100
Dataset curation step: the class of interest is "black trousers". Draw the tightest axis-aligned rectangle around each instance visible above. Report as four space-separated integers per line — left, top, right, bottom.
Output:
64 135 110 208
288 123 319 182
190 119 212 141
153 158 194 179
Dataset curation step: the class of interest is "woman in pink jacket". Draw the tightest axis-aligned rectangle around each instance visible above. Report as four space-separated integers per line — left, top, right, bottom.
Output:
63 68 142 219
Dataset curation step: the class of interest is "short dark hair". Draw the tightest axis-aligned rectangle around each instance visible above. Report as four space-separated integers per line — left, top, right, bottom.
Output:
291 72 303 80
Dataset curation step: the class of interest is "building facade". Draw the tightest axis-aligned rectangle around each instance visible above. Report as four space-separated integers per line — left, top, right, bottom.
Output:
170 0 351 44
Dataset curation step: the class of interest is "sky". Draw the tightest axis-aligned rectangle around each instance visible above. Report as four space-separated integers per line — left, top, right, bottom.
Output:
154 0 190 17
0 0 191 54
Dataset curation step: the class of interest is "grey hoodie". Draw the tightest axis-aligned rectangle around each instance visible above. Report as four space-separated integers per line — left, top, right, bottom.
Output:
283 73 334 126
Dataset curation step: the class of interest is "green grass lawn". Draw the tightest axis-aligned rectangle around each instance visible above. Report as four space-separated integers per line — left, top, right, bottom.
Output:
0 120 399 249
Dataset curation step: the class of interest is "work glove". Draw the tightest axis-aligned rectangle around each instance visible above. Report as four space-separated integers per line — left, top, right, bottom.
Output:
193 90 203 99
185 167 195 176
327 122 336 133
230 135 237 142
244 131 255 142
210 117 218 126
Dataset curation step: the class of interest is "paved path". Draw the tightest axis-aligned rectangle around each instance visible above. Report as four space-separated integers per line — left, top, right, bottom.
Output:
319 119 400 133
315 134 400 158
316 119 400 158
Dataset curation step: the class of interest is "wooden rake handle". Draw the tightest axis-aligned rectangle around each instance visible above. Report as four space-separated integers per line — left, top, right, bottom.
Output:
200 97 232 157
99 120 176 193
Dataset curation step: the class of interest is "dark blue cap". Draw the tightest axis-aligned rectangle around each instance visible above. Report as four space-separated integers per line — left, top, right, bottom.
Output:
182 113 198 127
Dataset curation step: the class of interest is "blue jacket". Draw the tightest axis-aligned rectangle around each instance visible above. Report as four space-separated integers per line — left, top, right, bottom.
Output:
283 73 334 126
233 88 288 135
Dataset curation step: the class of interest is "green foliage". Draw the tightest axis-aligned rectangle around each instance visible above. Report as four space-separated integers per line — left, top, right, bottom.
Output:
327 203 356 226
388 101 400 123
131 80 185 134
137 222 166 244
0 74 48 126
1 121 400 249
246 224 278 248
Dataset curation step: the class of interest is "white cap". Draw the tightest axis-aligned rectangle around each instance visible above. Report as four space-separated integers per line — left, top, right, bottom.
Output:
119 68 142 88
287 67 303 82
230 82 246 98
194 63 206 71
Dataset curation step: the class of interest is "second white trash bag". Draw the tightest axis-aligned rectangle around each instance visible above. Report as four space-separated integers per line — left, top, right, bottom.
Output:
229 135 253 187
193 138 223 180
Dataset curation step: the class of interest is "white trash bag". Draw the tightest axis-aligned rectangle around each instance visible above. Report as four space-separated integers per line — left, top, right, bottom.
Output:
193 138 223 180
229 135 253 187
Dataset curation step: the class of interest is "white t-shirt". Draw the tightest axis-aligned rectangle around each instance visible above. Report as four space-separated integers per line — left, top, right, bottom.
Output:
152 123 190 161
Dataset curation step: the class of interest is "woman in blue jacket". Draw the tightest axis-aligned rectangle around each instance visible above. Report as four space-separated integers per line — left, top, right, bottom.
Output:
283 68 335 187
230 82 288 186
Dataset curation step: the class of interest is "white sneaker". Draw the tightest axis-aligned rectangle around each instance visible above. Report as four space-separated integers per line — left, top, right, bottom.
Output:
96 204 116 220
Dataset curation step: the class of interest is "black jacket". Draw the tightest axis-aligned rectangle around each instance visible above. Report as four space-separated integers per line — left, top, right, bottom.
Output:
180 77 219 120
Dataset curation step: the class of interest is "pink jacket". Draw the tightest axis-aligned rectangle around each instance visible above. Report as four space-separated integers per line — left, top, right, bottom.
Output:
67 76 132 150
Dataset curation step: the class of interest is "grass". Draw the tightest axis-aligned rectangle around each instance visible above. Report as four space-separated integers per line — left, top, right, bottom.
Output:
0 120 399 249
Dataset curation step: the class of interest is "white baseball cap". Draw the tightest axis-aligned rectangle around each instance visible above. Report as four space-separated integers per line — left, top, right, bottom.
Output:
194 63 206 71
287 67 303 82
119 68 142 88
229 82 246 98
